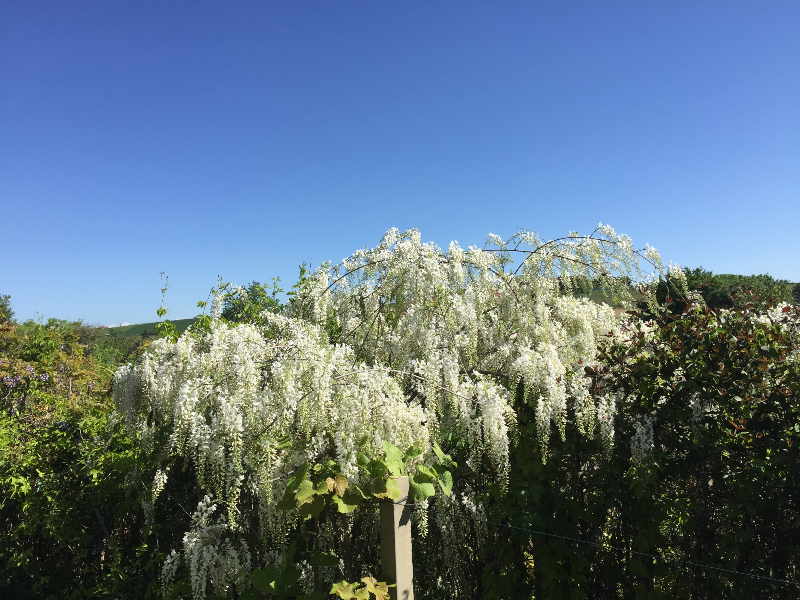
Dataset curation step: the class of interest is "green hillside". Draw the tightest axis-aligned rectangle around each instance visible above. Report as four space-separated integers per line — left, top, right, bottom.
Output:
105 318 198 338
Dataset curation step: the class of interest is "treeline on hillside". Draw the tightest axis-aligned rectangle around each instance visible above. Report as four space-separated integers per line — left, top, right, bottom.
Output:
660 268 798 309
0 259 798 600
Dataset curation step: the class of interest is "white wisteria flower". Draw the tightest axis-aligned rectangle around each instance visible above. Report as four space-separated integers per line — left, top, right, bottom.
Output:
114 225 661 599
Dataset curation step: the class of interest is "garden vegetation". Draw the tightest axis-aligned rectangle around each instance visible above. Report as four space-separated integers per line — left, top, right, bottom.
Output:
1 228 798 600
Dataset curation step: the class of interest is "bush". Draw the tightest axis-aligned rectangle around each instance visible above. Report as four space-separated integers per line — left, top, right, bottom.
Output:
3 239 799 600
111 226 655 599
0 298 167 599
0 294 13 324
488 298 800 599
673 267 795 310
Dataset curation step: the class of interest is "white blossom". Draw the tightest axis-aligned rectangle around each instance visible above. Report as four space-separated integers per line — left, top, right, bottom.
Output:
597 393 618 453
630 414 656 462
113 225 658 599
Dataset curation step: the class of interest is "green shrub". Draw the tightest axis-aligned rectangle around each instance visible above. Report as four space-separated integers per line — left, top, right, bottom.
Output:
486 299 800 599
0 297 168 599
0 295 13 324
675 267 795 310
3 252 799 600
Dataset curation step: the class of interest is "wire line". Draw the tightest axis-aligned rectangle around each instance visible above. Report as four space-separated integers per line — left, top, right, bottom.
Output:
387 500 799 588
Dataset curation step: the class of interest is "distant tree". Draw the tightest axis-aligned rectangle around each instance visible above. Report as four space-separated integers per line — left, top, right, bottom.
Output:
221 278 284 323
0 295 13 324
672 267 794 310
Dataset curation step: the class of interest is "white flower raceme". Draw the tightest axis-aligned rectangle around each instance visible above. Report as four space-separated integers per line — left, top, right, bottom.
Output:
630 414 656 462
596 392 618 453
183 496 251 600
114 225 660 599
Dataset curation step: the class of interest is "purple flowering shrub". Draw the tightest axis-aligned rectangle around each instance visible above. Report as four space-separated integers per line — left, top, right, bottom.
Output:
0 317 109 412
0 298 166 600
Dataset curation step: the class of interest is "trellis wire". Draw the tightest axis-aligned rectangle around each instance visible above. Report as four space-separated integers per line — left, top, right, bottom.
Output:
387 499 799 588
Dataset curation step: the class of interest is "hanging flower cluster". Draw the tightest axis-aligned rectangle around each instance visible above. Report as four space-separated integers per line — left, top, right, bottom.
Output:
113 225 661 598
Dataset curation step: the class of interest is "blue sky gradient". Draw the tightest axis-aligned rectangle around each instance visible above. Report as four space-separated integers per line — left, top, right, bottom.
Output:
2 1 798 325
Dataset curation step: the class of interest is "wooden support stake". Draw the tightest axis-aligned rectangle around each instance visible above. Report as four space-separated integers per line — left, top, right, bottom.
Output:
380 476 414 600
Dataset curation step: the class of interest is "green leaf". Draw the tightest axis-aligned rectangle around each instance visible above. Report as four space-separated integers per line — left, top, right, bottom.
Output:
402 445 423 462
368 460 388 480
432 442 446 463
433 443 456 468
416 464 436 478
408 473 436 501
251 565 280 592
333 488 362 513
385 460 404 477
276 493 296 511
356 452 370 468
286 462 311 493
285 540 297 565
330 581 358 599
295 480 316 502
352 484 369 499
299 494 325 520
370 477 401 500
282 564 303 584
436 470 453 496
385 477 401 500
382 440 403 463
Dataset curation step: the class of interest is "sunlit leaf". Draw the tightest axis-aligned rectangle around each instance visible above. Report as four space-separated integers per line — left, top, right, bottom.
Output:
299 494 325 520
382 440 403 463
408 473 435 501
401 445 422 462
295 480 316 502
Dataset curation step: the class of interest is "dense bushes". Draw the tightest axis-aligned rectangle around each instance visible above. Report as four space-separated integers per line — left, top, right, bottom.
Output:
111 226 648 600
0 313 172 599
659 267 796 310
484 297 800 600
1 231 799 600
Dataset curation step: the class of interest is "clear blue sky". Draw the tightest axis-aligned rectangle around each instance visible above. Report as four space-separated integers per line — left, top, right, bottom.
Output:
2 1 798 326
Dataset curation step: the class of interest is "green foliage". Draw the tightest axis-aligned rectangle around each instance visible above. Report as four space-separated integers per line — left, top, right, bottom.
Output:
0 313 181 599
221 279 285 324
153 272 181 342
197 442 453 600
0 398 163 599
277 442 452 519
0 294 13 324
671 267 795 310
3 257 799 600
154 318 180 342
239 542 324 600
329 577 393 600
1 317 121 416
481 301 800 599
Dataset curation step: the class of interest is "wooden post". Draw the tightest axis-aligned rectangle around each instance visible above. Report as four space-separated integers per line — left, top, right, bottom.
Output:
380 476 414 600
